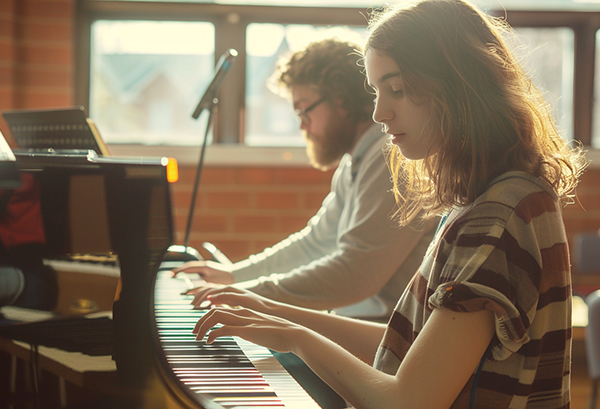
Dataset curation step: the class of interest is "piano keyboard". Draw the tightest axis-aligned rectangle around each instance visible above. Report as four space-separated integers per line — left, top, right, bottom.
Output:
154 267 321 409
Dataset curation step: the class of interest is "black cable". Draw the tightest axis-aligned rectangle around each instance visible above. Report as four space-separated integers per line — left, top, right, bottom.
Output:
29 343 41 409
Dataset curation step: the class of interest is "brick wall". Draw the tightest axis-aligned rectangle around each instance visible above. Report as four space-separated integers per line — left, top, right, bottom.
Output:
0 0 73 129
1 0 600 293
171 166 333 261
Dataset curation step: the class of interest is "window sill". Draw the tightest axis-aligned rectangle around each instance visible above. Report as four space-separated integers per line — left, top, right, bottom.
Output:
107 144 600 170
107 144 311 167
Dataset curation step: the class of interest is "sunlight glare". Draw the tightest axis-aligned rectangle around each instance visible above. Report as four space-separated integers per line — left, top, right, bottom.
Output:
93 21 215 55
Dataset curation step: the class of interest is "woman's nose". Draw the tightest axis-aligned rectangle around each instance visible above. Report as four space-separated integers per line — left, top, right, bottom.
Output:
372 98 393 126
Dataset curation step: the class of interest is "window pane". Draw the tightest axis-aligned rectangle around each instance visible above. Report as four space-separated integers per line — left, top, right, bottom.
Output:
593 30 600 149
90 20 215 145
245 24 367 147
513 27 574 141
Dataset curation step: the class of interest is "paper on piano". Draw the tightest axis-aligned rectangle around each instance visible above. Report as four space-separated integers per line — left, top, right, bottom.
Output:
0 128 20 189
43 258 120 277
0 306 57 322
0 128 16 161
13 340 117 372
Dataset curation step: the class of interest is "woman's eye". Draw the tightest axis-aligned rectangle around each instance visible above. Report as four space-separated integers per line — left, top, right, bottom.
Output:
392 89 404 96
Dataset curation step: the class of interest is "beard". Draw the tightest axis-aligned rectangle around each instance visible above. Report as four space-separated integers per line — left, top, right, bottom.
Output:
305 115 358 171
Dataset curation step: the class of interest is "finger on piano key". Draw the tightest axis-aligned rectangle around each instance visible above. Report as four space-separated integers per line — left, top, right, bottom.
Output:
154 265 321 408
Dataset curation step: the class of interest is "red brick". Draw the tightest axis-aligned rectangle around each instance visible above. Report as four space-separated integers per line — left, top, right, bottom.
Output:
233 215 277 233
206 191 251 209
21 2 73 20
0 19 16 37
305 191 329 209
255 191 299 209
190 214 229 233
0 40 16 60
20 20 71 42
202 167 236 185
275 167 334 185
19 66 71 88
19 43 72 65
20 90 72 108
565 217 600 237
0 0 16 13
572 190 600 210
175 166 198 184
237 168 276 185
170 190 193 210
0 65 14 85
579 169 600 188
278 215 309 233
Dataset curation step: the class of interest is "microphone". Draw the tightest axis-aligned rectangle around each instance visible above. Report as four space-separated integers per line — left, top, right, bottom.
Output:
192 48 238 118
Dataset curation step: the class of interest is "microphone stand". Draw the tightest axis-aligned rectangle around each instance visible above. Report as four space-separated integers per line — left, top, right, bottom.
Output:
179 96 217 260
164 96 216 262
164 49 237 263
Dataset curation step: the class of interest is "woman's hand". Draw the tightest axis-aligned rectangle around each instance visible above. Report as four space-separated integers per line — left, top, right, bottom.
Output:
170 260 234 284
186 285 280 315
193 306 307 353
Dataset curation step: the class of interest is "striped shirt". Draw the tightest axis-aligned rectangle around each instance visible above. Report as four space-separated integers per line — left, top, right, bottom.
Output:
374 171 571 409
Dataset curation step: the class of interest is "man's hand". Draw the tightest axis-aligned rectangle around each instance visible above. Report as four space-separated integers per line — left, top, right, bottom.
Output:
170 260 234 284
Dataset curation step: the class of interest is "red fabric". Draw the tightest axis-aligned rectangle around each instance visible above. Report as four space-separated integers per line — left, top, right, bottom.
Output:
0 173 46 248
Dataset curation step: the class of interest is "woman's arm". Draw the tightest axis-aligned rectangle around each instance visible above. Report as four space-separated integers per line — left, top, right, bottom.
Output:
201 287 386 364
194 305 495 409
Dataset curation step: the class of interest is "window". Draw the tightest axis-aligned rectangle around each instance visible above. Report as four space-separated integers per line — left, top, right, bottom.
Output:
513 27 574 141
90 20 215 145
77 1 599 152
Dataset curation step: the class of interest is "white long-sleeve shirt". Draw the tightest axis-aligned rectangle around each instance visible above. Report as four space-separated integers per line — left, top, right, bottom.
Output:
233 124 437 319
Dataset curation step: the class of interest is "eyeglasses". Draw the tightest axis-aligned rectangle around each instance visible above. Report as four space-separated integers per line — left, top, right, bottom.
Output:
294 97 326 124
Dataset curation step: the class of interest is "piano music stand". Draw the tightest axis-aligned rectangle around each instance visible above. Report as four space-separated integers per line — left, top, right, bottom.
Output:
2 107 110 157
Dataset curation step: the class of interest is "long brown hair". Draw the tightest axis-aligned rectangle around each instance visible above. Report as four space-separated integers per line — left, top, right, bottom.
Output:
365 0 587 223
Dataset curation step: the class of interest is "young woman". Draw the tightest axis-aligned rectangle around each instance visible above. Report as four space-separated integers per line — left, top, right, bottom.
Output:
191 1 587 407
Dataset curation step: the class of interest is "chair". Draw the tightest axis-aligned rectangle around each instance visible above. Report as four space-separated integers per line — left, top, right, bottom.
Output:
586 290 600 409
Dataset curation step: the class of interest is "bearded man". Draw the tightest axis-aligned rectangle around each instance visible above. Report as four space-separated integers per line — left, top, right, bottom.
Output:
172 38 436 321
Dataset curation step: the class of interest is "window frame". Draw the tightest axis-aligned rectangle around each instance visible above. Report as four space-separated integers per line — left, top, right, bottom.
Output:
75 1 600 166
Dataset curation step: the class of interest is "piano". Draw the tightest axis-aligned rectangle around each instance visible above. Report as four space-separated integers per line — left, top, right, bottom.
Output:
5 151 321 409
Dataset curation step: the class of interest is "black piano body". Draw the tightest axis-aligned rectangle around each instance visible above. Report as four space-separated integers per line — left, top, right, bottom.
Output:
5 152 321 409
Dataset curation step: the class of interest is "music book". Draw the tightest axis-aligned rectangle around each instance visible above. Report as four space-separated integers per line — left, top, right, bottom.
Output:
2 107 110 156
0 128 20 189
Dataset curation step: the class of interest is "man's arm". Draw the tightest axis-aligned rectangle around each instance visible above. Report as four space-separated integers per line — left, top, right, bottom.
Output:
237 142 435 310
171 162 345 283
